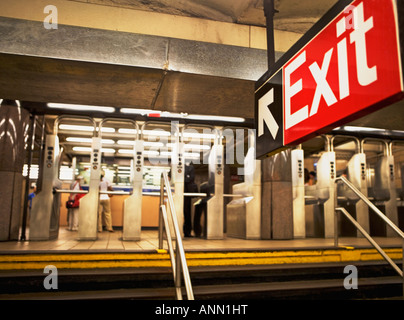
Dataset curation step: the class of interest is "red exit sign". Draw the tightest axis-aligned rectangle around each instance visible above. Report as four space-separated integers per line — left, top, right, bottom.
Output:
255 0 404 158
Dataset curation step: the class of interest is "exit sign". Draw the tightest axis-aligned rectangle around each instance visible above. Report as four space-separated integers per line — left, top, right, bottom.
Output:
255 0 404 159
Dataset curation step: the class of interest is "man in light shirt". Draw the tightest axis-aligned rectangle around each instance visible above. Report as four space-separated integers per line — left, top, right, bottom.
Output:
99 173 114 232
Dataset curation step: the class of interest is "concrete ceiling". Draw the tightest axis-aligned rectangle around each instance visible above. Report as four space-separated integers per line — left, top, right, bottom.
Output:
83 0 338 34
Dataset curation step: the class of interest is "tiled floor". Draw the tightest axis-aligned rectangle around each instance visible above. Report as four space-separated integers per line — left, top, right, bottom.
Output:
0 228 402 253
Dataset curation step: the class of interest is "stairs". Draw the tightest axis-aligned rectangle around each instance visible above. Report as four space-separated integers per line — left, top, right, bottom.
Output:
0 260 402 300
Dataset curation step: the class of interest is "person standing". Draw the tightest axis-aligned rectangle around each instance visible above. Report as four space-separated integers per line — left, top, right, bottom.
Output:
98 173 114 232
67 175 82 231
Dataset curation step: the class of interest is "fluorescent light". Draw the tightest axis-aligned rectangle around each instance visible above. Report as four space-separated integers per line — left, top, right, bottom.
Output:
101 148 116 154
335 126 385 133
118 128 138 134
118 128 170 137
72 147 116 153
48 103 115 113
66 137 115 144
120 108 185 118
120 108 244 123
186 114 245 123
117 140 134 145
59 124 115 133
144 141 164 147
120 108 155 115
118 149 159 156
72 147 92 152
117 140 164 147
66 137 93 143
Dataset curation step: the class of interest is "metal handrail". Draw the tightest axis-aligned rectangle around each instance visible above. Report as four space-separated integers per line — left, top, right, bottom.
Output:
159 171 194 300
335 207 403 277
334 175 404 296
335 176 404 238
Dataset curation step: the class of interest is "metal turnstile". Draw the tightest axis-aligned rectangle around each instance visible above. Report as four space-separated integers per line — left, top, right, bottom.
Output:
226 130 261 239
29 134 61 240
118 120 144 241
206 128 224 239
168 122 185 239
291 147 305 239
334 136 369 237
309 137 336 238
77 135 101 240
365 139 398 237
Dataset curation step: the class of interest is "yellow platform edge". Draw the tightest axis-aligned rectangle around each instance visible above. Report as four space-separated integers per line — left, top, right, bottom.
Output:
0 248 402 270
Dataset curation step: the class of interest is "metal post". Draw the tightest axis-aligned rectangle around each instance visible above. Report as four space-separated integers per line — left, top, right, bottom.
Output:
20 113 36 241
264 0 278 69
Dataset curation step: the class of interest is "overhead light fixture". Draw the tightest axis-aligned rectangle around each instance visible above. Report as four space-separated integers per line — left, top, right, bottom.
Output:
66 137 115 144
334 126 386 133
117 140 164 147
48 103 115 113
120 108 155 115
118 128 171 136
72 146 116 153
120 108 245 123
185 114 245 123
118 149 159 156
59 124 115 133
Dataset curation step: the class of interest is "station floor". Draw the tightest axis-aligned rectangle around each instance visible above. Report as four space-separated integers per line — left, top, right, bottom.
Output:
0 228 402 253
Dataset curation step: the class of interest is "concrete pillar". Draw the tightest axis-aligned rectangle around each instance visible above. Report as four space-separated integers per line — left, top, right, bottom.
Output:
261 149 294 239
0 100 30 241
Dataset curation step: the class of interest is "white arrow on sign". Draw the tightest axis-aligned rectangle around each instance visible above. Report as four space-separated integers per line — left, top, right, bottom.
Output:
258 88 279 139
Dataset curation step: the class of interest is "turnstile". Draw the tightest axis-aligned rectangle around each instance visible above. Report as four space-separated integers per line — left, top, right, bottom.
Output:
119 120 143 241
29 134 61 240
291 147 305 238
206 129 224 239
168 122 185 239
77 136 101 240
226 130 261 239
312 150 336 238
334 137 369 237
122 139 144 240
365 139 398 237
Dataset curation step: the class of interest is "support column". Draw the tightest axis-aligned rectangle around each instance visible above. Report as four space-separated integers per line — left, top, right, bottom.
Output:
261 149 293 239
0 100 30 241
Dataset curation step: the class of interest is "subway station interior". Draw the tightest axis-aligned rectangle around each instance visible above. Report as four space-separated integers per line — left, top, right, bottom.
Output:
1 0 404 302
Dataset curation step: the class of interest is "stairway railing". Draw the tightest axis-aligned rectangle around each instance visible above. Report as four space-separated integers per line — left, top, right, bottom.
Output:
158 170 194 300
334 175 404 297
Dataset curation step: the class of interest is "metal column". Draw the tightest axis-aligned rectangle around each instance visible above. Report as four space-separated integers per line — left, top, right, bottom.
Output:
226 130 262 239
29 134 61 240
123 130 144 241
206 128 224 239
291 147 305 239
170 122 185 239
314 137 336 238
78 136 101 240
